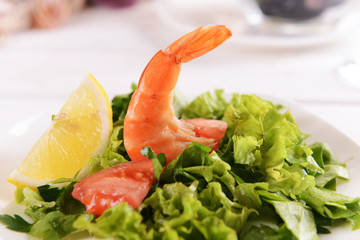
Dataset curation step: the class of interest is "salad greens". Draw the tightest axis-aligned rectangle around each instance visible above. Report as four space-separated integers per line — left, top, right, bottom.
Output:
1 88 360 240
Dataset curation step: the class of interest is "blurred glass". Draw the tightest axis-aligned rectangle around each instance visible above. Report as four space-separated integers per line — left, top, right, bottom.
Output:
90 0 137 8
241 0 359 35
339 59 360 89
155 0 360 47
256 0 345 20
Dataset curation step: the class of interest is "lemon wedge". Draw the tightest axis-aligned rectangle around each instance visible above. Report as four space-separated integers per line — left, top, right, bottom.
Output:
8 74 113 188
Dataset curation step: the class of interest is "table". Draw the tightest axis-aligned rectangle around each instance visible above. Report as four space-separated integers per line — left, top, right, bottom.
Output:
1 1 360 144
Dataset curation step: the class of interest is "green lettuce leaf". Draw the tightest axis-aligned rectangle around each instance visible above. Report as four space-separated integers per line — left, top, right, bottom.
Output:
74 203 149 240
56 183 86 215
160 143 213 184
0 214 33 233
111 84 136 122
269 201 318 240
299 186 360 226
160 143 237 198
241 224 296 240
310 142 341 168
173 89 189 118
14 187 25 204
268 169 315 199
315 165 349 189
140 146 167 181
141 182 241 239
181 89 228 120
88 125 129 175
233 135 262 166
199 182 256 233
222 94 312 183
22 188 56 222
310 142 349 190
29 211 78 240
233 182 268 210
190 216 237 240
37 185 64 202
7 184 86 239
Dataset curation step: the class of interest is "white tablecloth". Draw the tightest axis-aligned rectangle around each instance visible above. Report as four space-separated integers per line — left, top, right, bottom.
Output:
1 0 360 144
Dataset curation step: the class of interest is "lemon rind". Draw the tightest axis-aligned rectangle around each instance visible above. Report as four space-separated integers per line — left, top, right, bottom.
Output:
7 169 51 189
85 73 113 157
7 74 113 188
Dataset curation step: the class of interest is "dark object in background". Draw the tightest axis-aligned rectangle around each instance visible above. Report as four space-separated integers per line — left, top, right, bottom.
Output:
90 0 136 8
256 0 346 20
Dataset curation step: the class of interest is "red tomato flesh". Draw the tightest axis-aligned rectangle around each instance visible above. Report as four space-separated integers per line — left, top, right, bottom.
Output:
72 160 155 216
183 118 227 151
72 119 226 216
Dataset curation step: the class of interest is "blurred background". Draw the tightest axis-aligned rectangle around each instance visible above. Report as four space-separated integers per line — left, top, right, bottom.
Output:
1 0 360 143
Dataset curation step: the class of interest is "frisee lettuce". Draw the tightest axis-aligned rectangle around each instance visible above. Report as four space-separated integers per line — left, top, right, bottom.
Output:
1 88 359 240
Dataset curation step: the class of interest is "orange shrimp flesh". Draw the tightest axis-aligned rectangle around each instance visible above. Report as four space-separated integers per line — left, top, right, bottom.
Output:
124 25 232 162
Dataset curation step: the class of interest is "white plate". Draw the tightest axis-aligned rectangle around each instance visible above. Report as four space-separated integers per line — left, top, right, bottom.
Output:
0 94 360 239
154 0 360 48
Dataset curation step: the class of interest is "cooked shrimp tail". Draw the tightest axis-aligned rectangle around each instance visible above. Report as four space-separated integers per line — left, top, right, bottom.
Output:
124 25 232 162
137 25 232 95
165 25 232 64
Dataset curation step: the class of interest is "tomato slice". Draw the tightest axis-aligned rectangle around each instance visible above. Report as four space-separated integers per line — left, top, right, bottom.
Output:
72 119 226 216
72 160 155 216
183 118 227 151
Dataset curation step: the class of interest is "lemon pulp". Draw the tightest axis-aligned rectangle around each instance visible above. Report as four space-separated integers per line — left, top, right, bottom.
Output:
8 74 113 188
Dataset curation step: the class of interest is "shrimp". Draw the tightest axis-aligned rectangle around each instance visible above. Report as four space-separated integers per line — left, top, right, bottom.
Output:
124 25 232 162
